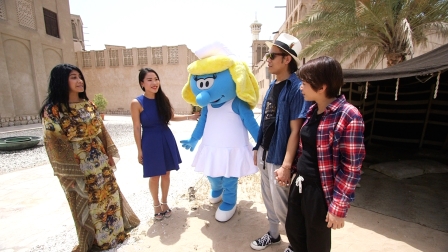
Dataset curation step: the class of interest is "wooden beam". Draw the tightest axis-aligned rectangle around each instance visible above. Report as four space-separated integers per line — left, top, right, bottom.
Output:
364 118 373 124
420 84 435 148
376 100 428 105
369 85 379 145
362 87 366 115
349 82 352 104
349 100 363 106
444 135 448 150
363 100 376 107
377 90 431 95
433 100 448 106
430 109 448 115
422 140 444 147
375 108 427 114
371 135 419 143
363 108 375 115
427 121 448 126
370 136 445 147
374 118 424 123
364 135 371 142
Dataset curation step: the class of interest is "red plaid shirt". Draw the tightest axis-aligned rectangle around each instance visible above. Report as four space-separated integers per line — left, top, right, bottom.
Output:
297 95 365 217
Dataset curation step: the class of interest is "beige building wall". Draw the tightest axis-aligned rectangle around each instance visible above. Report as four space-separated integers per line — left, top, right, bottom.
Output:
252 59 271 109
0 0 75 126
251 40 271 108
251 40 269 69
71 14 84 52
75 45 198 115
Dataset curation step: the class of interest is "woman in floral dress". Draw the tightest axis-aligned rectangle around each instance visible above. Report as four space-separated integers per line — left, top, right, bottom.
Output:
40 64 140 252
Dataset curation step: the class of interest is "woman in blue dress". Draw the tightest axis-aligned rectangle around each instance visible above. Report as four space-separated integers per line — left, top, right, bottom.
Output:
131 68 199 220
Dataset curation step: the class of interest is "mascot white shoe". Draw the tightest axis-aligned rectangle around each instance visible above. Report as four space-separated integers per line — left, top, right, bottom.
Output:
180 42 259 222
209 192 222 204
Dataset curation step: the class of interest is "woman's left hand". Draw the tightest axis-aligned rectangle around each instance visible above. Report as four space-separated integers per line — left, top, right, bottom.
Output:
188 114 200 121
274 166 291 186
326 212 345 229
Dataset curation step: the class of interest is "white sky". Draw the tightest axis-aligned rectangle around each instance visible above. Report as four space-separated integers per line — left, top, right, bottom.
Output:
69 0 287 64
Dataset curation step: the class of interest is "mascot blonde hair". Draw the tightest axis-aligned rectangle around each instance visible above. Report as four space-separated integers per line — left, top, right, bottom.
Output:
180 42 260 223
182 55 259 109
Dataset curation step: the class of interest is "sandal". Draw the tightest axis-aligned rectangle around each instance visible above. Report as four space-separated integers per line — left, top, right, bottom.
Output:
161 202 172 218
153 204 164 221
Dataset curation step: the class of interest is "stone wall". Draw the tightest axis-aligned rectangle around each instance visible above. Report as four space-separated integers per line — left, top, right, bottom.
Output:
106 108 194 116
76 44 198 115
1 115 41 127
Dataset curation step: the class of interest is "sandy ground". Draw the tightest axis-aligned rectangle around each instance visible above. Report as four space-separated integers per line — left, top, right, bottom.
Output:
1 117 447 252
115 173 448 252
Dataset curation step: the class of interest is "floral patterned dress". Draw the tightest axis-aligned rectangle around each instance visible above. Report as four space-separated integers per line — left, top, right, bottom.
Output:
42 100 139 251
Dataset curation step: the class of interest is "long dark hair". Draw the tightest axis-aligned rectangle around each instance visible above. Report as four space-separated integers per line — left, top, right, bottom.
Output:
138 68 173 125
39 64 88 118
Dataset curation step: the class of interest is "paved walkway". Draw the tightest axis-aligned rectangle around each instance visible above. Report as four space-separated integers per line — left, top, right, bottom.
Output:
0 123 42 133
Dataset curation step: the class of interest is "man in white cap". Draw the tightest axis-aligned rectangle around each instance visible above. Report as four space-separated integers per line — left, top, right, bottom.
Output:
250 33 311 252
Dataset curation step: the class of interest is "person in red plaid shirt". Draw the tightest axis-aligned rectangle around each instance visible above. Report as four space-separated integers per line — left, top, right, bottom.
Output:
283 56 365 252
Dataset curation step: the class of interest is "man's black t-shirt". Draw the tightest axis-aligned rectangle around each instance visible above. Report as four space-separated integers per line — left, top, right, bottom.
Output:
261 80 287 150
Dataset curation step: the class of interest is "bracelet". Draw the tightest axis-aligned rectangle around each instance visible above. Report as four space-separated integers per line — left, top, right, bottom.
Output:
281 166 291 170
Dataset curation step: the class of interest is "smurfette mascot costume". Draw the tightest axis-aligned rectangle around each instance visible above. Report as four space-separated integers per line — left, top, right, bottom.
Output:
181 42 259 222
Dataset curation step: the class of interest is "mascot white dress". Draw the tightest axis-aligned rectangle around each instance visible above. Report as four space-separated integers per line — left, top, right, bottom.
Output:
181 42 259 222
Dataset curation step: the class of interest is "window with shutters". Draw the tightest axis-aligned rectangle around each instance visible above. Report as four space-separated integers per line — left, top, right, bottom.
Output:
16 0 36 29
168 46 178 64
82 52 91 67
109 49 119 67
123 49 133 66
71 21 78 39
43 8 59 38
95 51 105 67
152 47 163 65
137 48 148 65
0 0 6 20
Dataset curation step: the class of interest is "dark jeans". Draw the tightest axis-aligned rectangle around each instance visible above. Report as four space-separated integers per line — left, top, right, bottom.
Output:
285 175 331 252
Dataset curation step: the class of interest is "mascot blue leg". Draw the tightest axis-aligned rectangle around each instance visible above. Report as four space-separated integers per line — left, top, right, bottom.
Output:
207 176 223 204
215 177 238 222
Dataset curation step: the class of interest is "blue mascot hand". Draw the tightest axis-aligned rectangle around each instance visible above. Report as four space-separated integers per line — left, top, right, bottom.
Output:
180 137 199 151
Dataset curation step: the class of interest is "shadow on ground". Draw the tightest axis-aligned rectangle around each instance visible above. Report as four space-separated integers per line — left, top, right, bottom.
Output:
353 143 448 232
353 169 448 232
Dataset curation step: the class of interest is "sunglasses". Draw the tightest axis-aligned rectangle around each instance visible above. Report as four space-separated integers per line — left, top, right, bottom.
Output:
265 52 288 60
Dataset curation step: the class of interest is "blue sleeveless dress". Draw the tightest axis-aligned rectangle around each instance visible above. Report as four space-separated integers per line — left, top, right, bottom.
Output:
136 95 181 177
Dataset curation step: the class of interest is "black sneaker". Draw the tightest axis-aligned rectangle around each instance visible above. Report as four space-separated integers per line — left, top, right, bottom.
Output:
250 231 281 250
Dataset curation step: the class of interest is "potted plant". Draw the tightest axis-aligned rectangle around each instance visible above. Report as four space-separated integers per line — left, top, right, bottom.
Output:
93 93 108 120
192 105 202 115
